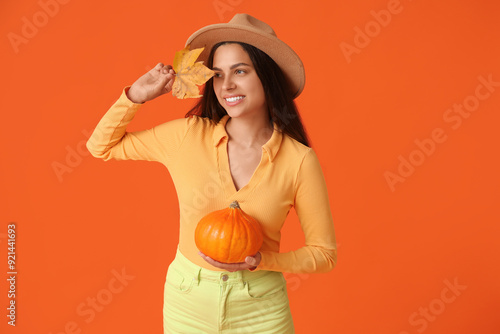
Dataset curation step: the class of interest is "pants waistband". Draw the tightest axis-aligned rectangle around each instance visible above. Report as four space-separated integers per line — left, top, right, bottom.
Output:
172 246 279 286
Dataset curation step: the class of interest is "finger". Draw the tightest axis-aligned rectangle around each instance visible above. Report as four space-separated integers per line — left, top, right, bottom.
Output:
154 62 164 71
159 71 175 93
202 255 224 268
199 252 247 271
222 262 250 271
199 252 218 265
162 69 176 93
164 81 174 94
245 256 257 266
161 64 174 74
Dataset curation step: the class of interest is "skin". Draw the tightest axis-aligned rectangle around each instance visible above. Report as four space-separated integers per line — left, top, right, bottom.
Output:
212 43 272 149
198 43 273 272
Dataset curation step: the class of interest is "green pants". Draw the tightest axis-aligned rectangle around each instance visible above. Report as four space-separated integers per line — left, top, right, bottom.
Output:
163 246 295 333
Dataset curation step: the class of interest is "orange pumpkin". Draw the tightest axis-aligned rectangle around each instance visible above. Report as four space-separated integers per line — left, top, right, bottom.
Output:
195 200 264 263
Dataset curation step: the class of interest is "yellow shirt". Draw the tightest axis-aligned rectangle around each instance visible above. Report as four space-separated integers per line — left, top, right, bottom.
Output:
86 86 337 273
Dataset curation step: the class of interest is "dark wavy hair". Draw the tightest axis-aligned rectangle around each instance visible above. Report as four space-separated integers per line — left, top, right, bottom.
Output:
185 41 310 147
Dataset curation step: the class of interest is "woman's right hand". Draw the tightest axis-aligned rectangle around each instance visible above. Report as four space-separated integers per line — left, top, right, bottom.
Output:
126 62 176 104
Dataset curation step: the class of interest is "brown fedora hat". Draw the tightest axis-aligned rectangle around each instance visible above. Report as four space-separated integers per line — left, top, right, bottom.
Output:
185 13 305 99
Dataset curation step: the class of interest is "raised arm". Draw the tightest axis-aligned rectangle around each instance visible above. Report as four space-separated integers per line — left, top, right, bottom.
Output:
86 63 191 165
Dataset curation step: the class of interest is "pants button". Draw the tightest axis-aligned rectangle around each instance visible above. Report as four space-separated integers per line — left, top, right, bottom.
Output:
222 274 229 281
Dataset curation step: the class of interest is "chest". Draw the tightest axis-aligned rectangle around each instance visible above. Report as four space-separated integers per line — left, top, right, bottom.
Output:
226 142 262 192
170 135 295 228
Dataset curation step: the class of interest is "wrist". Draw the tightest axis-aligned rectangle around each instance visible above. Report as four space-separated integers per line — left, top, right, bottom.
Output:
125 86 145 104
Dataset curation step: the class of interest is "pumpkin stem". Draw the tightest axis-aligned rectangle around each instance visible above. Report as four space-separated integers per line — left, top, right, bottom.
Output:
229 201 240 209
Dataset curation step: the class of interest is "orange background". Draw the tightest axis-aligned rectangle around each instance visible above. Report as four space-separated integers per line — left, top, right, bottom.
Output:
1 0 500 333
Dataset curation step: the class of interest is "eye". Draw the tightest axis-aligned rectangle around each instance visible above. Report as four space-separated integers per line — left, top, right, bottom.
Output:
214 72 223 78
235 69 246 75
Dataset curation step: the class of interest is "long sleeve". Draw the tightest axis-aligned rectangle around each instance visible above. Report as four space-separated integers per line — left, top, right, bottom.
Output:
86 86 192 167
255 148 337 273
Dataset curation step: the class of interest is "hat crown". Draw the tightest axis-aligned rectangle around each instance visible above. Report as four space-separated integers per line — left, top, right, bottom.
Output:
229 13 277 37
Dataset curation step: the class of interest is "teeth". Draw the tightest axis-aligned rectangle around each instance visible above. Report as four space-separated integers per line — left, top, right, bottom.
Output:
225 96 244 102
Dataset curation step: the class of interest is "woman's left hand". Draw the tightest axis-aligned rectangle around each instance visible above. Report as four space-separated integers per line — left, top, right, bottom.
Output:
198 251 261 272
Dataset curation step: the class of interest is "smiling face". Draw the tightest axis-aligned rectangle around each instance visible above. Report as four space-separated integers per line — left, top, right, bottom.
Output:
212 43 267 119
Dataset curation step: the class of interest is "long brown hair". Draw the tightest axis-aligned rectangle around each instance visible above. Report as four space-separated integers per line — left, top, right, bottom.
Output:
185 41 310 147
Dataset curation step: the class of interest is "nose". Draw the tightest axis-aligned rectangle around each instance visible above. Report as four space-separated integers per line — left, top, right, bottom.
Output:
222 74 236 91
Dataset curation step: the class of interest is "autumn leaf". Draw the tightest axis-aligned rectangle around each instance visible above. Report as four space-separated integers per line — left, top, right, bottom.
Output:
172 45 215 99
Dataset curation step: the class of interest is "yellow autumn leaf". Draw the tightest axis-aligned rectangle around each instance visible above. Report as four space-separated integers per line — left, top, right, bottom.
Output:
172 45 215 99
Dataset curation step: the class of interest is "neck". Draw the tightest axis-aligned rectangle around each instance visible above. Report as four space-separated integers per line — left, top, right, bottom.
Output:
225 114 274 149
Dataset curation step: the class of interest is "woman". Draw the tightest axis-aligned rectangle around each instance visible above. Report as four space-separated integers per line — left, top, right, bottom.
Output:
87 13 337 334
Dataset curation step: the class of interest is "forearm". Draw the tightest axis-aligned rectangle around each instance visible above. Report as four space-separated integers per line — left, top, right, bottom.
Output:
86 86 141 160
255 245 337 274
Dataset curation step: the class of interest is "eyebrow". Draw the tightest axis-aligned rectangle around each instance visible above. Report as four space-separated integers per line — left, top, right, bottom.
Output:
212 63 251 71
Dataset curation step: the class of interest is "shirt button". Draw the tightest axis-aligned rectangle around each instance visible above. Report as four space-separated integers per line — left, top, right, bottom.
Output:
222 274 229 281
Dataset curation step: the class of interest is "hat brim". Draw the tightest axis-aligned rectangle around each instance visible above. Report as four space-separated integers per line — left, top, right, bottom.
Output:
185 23 305 99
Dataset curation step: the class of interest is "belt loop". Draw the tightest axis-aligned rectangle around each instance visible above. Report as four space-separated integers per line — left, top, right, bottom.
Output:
194 268 201 286
238 270 246 289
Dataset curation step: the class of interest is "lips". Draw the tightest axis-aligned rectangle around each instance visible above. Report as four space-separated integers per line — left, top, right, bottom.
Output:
223 95 245 106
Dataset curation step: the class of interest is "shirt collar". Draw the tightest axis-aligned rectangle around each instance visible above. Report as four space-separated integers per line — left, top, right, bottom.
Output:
213 115 283 163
